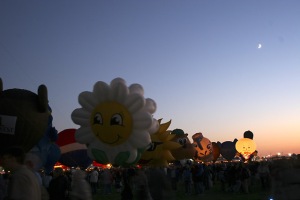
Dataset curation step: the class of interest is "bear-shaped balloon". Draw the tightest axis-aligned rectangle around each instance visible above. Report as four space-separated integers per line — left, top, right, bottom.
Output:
236 138 256 161
170 129 196 160
0 78 50 153
218 139 238 161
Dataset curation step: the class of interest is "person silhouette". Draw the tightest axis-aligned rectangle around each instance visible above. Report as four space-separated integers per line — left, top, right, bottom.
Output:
0 146 41 200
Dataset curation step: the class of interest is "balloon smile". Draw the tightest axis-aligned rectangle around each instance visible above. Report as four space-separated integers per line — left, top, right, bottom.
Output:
102 135 121 145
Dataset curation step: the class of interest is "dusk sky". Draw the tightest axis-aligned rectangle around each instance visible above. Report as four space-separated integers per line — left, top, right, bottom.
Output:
1 1 300 157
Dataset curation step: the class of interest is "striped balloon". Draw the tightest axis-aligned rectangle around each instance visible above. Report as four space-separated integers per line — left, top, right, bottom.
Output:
56 128 92 169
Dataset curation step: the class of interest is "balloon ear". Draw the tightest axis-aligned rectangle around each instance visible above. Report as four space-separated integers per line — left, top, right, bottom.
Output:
37 84 48 112
244 130 254 139
0 78 3 93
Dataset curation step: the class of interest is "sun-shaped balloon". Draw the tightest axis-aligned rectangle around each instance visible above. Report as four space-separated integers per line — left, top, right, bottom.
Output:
71 78 158 167
139 119 181 167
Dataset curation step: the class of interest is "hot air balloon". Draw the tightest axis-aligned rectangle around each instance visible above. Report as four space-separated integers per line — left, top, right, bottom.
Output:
139 119 181 167
57 128 92 169
212 142 220 162
192 132 213 162
29 113 61 174
235 138 256 161
0 78 50 153
71 78 159 166
219 139 238 161
170 129 196 161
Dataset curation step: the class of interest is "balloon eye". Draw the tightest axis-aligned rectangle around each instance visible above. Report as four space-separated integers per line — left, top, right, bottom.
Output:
147 142 162 151
93 113 103 125
147 143 156 151
110 114 123 125
207 144 211 149
177 138 187 145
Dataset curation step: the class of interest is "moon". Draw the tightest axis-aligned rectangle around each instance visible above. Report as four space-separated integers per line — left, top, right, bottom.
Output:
257 43 262 49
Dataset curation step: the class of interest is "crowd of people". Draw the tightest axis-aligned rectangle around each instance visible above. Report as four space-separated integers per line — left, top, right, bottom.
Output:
167 158 300 199
0 146 92 200
1 146 299 200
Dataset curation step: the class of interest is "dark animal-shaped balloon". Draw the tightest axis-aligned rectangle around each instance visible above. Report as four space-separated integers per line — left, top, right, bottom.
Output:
0 78 50 153
218 139 238 161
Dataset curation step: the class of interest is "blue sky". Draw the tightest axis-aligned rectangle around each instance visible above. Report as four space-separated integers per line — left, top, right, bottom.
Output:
1 0 300 156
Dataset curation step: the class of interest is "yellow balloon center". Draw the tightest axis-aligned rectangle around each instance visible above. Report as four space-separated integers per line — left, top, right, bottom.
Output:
90 101 133 146
235 138 256 157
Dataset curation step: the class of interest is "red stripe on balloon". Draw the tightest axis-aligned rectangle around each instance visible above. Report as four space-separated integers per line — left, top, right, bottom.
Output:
56 128 77 146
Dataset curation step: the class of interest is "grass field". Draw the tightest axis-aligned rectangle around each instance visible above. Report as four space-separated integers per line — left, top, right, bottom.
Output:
93 179 271 200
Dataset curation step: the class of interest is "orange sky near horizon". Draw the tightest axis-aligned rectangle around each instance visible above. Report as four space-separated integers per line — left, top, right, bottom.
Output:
186 125 300 158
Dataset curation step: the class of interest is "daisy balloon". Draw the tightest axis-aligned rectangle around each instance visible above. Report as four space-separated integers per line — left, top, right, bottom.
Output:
71 77 158 166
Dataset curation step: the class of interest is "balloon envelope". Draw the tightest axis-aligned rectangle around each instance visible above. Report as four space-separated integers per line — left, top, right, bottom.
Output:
29 115 61 174
212 142 220 162
43 143 61 174
192 133 213 162
235 138 256 161
57 129 92 169
170 129 196 160
219 139 238 161
0 84 50 153
71 78 157 166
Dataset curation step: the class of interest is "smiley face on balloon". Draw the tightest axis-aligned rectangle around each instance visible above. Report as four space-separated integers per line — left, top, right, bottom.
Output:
71 77 158 166
235 138 256 161
90 102 133 146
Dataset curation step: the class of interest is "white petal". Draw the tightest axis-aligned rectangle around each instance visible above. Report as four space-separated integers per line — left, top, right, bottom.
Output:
129 130 151 148
91 142 121 163
71 108 90 126
132 111 152 130
124 93 145 113
96 142 106 151
75 127 96 144
109 148 118 162
110 77 126 87
109 81 129 103
93 81 110 102
148 118 159 134
129 83 144 96
120 142 131 151
78 91 98 112
144 98 157 114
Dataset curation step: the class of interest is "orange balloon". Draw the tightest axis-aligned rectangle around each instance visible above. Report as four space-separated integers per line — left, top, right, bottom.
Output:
192 132 213 162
